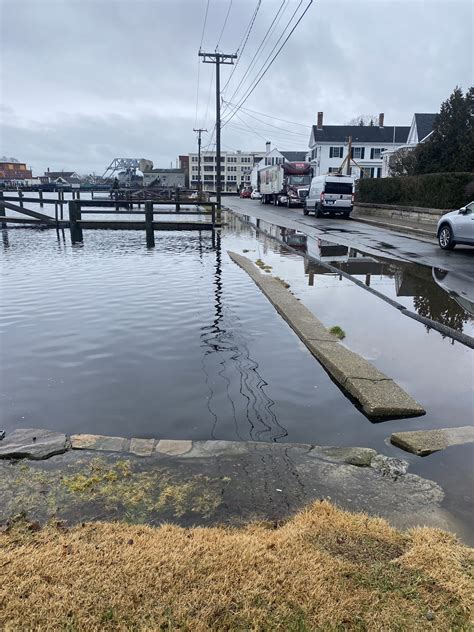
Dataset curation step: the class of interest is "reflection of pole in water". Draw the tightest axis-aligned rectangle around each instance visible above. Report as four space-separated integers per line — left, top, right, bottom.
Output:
2 229 9 249
200 231 287 442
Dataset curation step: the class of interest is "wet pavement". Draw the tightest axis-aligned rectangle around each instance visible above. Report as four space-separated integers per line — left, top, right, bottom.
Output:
224 196 474 281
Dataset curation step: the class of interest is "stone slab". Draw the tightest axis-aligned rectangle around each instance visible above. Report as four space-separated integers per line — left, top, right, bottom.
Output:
228 251 425 418
156 439 193 456
70 434 127 452
305 340 388 383
129 438 155 457
318 446 377 467
1 439 464 539
345 378 425 417
390 426 474 456
0 428 69 460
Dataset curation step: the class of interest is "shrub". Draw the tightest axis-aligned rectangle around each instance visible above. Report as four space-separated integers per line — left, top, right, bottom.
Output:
356 172 474 209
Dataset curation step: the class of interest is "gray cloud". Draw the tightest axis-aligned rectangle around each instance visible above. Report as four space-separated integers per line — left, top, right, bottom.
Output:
1 0 472 175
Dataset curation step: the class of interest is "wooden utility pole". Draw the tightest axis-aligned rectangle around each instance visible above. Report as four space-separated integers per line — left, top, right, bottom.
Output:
346 136 352 175
198 51 237 213
193 127 207 194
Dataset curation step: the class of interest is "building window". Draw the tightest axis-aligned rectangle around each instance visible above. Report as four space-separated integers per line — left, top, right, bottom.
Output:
370 148 385 160
329 146 343 158
203 166 214 172
191 156 198 162
203 156 214 163
351 147 365 159
328 167 341 173
361 167 374 178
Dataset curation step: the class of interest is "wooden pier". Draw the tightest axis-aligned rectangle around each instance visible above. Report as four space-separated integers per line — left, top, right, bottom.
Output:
0 190 218 246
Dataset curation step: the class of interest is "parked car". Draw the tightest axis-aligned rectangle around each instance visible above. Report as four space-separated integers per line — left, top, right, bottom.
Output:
304 174 355 218
240 189 251 198
437 201 474 249
250 190 262 199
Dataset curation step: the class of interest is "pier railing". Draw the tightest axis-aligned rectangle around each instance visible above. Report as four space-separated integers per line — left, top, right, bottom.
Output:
0 190 218 244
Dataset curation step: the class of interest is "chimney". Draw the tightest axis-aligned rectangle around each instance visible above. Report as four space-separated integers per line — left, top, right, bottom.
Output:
378 113 384 128
265 141 271 153
317 112 323 130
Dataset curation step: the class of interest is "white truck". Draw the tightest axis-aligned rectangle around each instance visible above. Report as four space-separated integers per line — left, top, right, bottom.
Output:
259 161 312 207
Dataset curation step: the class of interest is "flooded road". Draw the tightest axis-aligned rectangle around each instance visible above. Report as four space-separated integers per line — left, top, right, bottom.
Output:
0 192 473 539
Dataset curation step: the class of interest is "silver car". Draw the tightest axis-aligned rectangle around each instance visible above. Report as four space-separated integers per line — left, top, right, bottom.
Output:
437 201 474 249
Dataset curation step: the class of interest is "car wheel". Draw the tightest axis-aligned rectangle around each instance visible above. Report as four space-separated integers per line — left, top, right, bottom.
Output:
303 204 309 216
315 204 323 218
343 211 351 219
438 224 455 250
287 199 291 208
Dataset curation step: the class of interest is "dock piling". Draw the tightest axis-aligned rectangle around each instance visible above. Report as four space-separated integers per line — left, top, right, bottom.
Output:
69 200 83 243
145 201 155 247
39 190 44 208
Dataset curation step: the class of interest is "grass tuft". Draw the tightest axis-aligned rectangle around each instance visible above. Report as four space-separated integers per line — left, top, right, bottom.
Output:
329 325 346 339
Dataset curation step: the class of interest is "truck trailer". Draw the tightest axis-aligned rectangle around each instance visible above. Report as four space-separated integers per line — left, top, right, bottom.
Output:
259 161 312 207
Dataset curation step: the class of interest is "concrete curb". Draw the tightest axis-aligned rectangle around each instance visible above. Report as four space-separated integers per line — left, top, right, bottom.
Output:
352 215 436 240
227 251 425 419
390 426 474 456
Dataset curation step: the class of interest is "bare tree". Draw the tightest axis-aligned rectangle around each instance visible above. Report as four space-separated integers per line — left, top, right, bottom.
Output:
347 114 379 126
388 147 417 176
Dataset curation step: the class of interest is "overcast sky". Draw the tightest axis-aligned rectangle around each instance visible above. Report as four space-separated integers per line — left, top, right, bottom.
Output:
1 0 472 175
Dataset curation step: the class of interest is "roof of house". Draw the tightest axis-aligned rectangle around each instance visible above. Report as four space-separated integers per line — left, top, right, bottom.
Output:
280 151 308 162
310 125 410 144
414 113 436 142
45 171 78 179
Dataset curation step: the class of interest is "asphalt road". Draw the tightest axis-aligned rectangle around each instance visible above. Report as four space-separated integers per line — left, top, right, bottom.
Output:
224 197 474 282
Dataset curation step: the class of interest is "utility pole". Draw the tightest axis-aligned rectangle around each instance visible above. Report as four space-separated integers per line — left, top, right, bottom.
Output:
346 136 352 175
193 127 207 195
198 51 237 213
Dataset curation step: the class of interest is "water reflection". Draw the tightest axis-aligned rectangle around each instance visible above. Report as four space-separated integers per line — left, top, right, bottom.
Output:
200 232 288 441
248 217 473 333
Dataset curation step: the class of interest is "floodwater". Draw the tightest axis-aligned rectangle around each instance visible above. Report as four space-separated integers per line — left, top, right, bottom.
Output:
0 192 473 539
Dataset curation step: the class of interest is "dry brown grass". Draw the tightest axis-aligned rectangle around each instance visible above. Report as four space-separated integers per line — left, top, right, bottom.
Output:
0 501 472 631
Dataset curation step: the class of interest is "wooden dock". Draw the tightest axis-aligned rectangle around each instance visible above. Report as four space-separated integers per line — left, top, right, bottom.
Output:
0 190 219 246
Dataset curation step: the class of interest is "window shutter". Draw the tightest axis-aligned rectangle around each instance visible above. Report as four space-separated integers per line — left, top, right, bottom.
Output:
370 148 374 159
361 148 365 159
329 147 333 158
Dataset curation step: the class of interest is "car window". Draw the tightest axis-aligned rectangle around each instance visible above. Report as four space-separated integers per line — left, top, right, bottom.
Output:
466 202 474 214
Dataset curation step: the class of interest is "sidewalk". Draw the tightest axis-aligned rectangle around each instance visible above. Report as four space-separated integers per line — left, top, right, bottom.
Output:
352 211 437 240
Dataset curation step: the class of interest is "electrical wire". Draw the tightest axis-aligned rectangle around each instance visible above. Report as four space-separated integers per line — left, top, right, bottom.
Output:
221 0 262 96
223 0 313 127
227 104 309 137
221 0 287 116
216 0 233 50
227 102 311 129
199 0 210 49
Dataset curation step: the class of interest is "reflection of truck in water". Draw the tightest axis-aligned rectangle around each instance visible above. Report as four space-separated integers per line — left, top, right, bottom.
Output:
259 162 312 207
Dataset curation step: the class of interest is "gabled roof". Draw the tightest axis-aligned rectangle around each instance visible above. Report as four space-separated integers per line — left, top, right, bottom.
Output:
45 171 78 179
310 125 410 145
280 151 307 162
414 113 436 142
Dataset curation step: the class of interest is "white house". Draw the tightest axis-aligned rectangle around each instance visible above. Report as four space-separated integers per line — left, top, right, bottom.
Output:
381 113 436 176
308 112 410 179
250 142 308 189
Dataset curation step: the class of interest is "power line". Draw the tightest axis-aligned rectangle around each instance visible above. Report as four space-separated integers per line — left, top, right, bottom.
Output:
203 65 215 128
223 0 303 125
196 0 211 127
216 0 233 50
226 104 309 137
228 102 311 129
222 0 287 116
199 0 210 49
221 0 262 96
223 0 313 127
